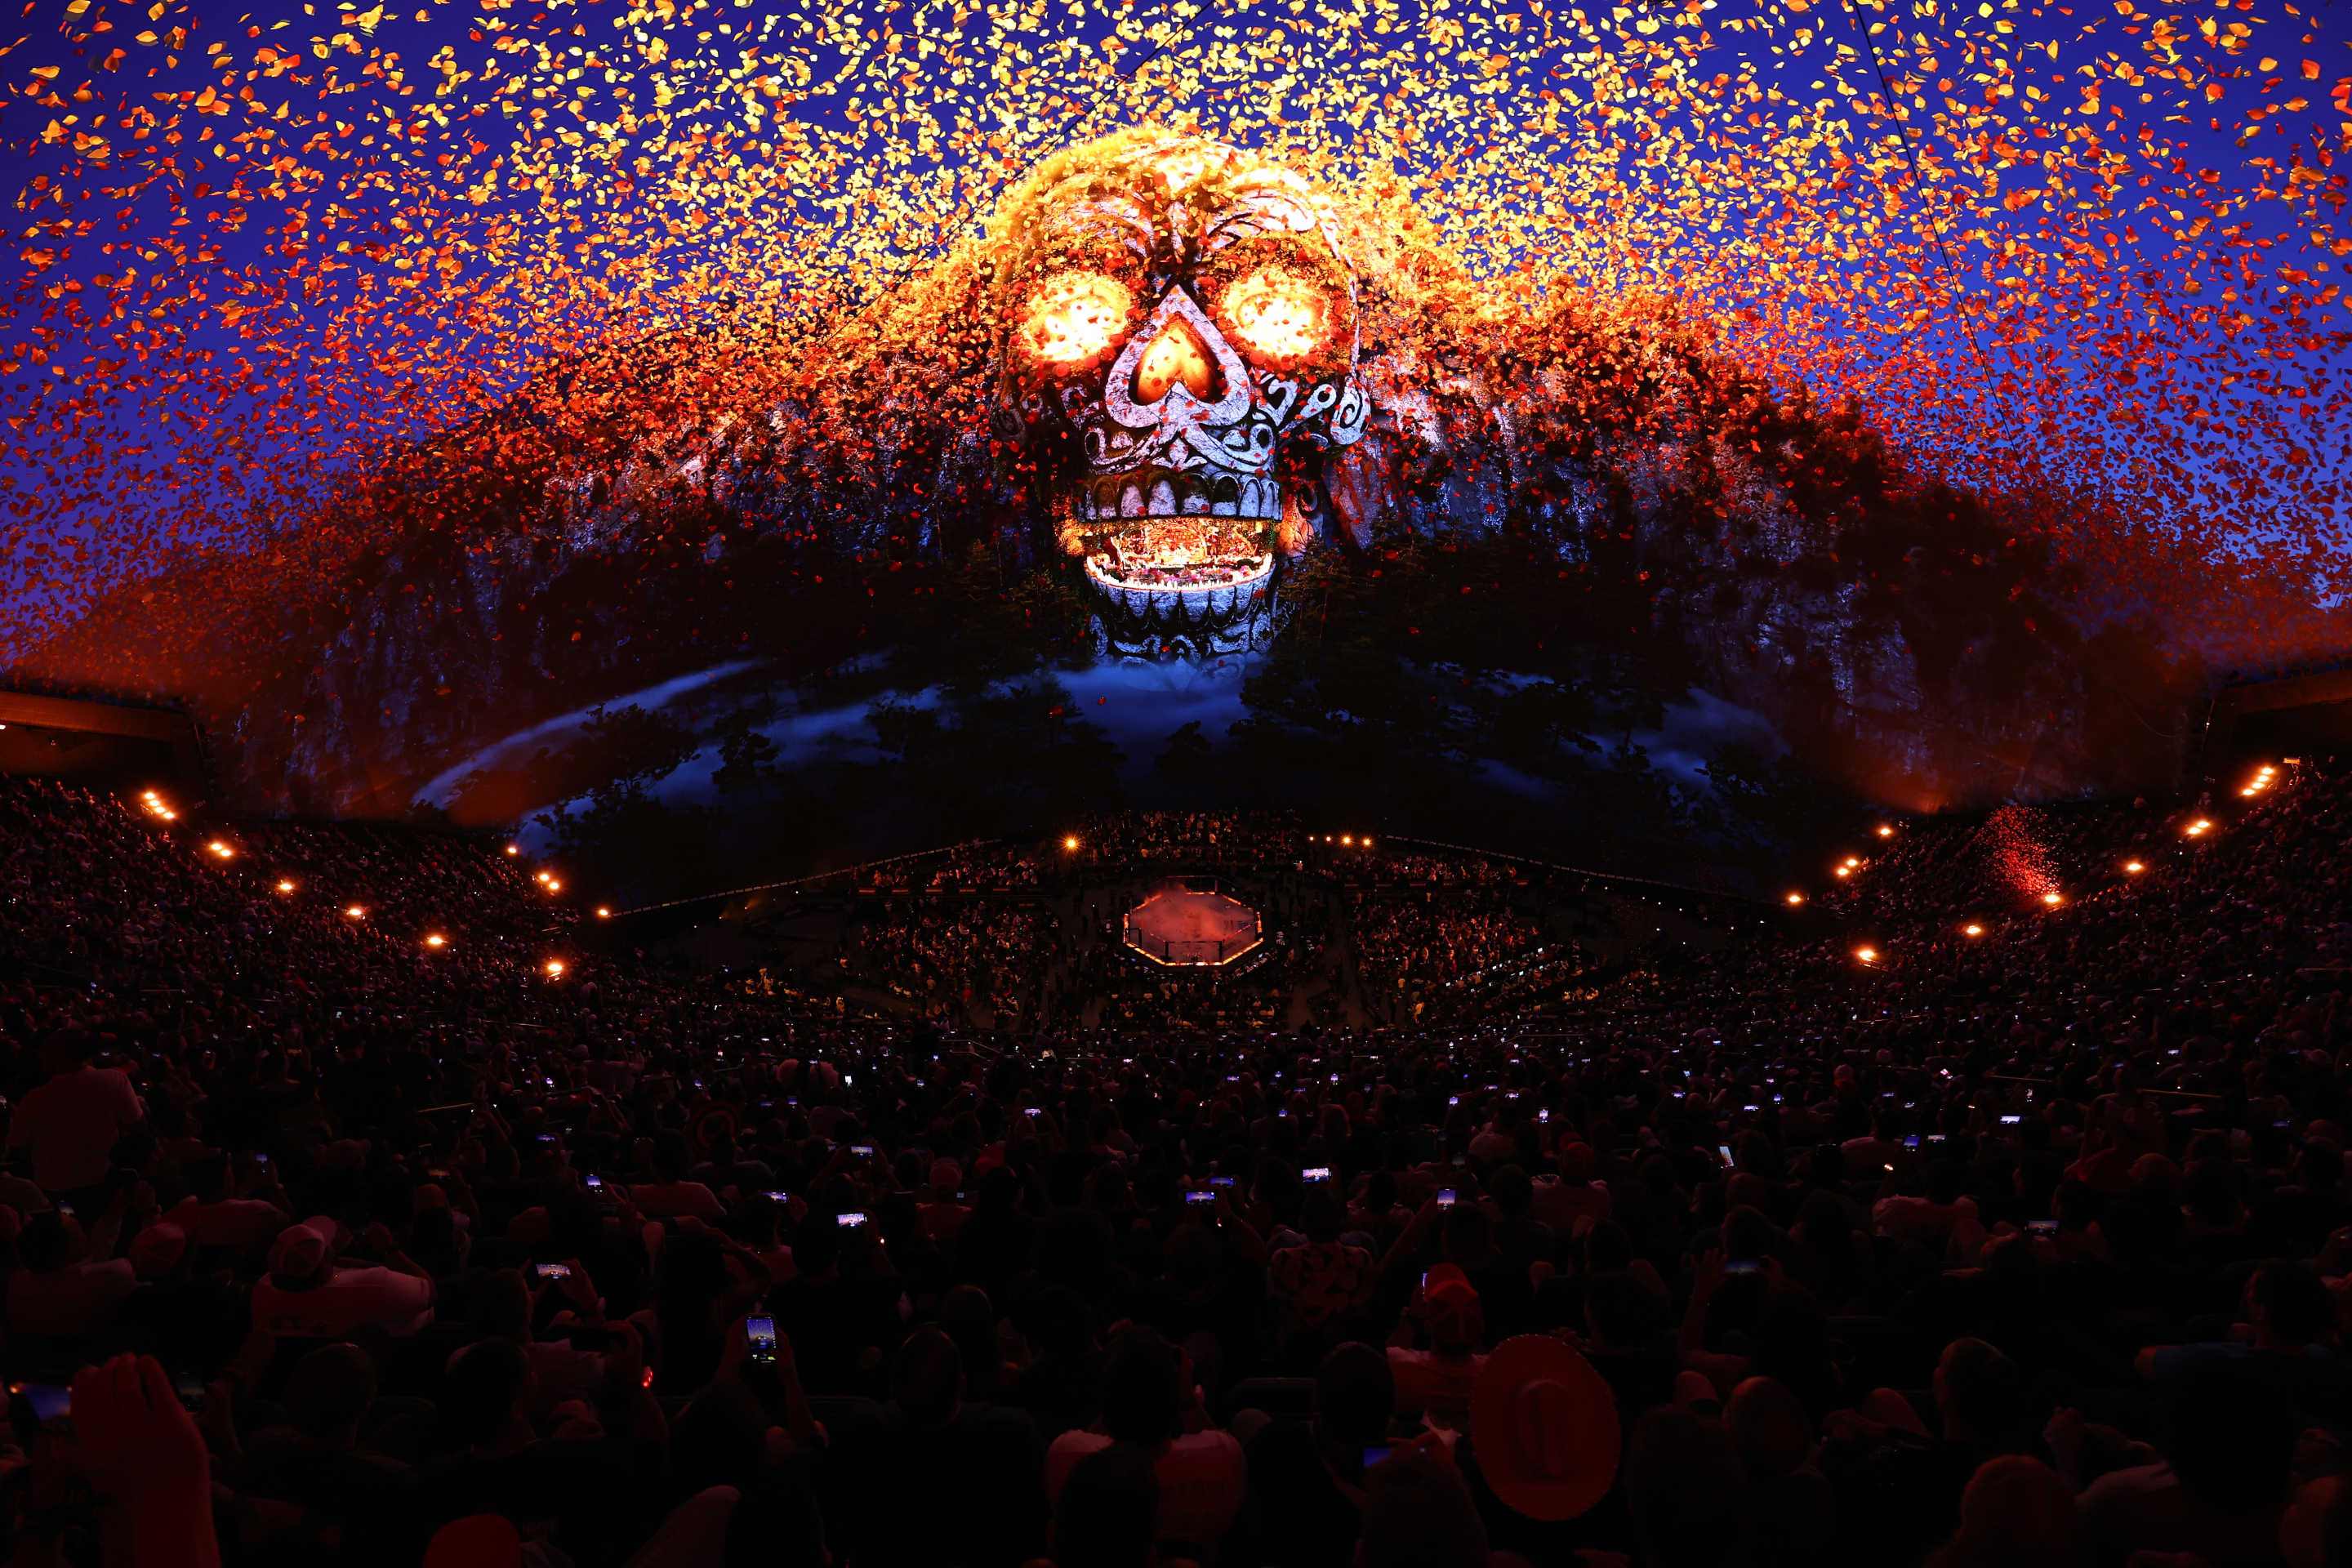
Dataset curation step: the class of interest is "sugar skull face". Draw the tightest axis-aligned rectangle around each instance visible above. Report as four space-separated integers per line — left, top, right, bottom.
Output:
991 137 1370 583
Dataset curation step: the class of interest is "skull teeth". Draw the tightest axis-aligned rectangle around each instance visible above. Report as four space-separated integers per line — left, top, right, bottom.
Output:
1084 473 1280 521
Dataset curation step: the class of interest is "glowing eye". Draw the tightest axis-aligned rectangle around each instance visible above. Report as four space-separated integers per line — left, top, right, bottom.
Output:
1018 272 1132 367
1221 266 1330 360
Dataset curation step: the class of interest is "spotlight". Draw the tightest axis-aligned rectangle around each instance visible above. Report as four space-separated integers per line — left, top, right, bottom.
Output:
506 844 519 855
596 906 611 919
1785 892 1806 906
1362 837 1372 847
345 906 366 920
277 880 296 893
1342 835 1353 845
1063 835 1079 851
1877 825 1894 838
1833 866 1851 878
1963 924 1983 937
2185 819 2211 837
546 879 562 893
425 934 447 948
545 959 565 977
2123 860 2144 874
2041 892 2062 906
207 840 234 859
1855 947 1878 964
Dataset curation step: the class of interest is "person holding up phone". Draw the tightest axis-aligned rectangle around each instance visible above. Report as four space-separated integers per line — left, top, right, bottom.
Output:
1388 1264 1487 1423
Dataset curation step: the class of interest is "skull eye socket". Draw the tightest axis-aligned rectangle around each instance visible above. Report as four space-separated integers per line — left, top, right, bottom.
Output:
1219 266 1331 362
1016 271 1134 368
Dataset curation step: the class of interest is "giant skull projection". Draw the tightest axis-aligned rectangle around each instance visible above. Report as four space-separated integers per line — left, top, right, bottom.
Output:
988 137 1371 616
20 125 2243 824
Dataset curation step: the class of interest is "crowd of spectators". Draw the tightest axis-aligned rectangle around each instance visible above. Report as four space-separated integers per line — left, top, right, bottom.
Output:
1072 812 1310 871
1345 852 1525 891
853 901 1055 1028
870 844 1045 893
1351 893 1557 1026
0 759 2347 1568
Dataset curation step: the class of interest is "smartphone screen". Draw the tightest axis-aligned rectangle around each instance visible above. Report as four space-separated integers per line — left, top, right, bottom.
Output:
850 1145 875 1157
536 1262 572 1281
2027 1219 2059 1236
1210 1176 1236 1188
1185 1190 1216 1205
2001 1115 2021 1125
766 1190 790 1204
1362 1446 1392 1469
585 1174 603 1190
1722 1260 1762 1276
838 1211 867 1228
1717 1145 1734 1165
746 1315 777 1364
1437 1189 1456 1208
1303 1166 1332 1182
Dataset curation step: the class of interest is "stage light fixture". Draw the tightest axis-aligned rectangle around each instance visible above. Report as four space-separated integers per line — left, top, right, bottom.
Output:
2124 860 2144 874
425 934 447 948
207 840 234 859
596 906 611 919
277 880 295 893
1855 947 1878 964
1877 825 1894 838
1963 924 1983 937
345 905 365 919
1785 892 1805 906
545 959 565 976
1064 835 1079 851
2185 819 2211 837
2041 892 2062 906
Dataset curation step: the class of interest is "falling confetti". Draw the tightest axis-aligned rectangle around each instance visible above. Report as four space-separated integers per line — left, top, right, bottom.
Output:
0 0 2345 713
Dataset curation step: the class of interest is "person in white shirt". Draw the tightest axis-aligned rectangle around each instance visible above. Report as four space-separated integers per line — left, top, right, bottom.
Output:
630 1147 725 1221
7 1206 138 1339
251 1215 435 1338
1044 1326 1245 1554
6 1036 145 1196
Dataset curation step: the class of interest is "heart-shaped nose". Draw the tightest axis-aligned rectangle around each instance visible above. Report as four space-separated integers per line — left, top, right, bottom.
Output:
1132 317 1224 404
